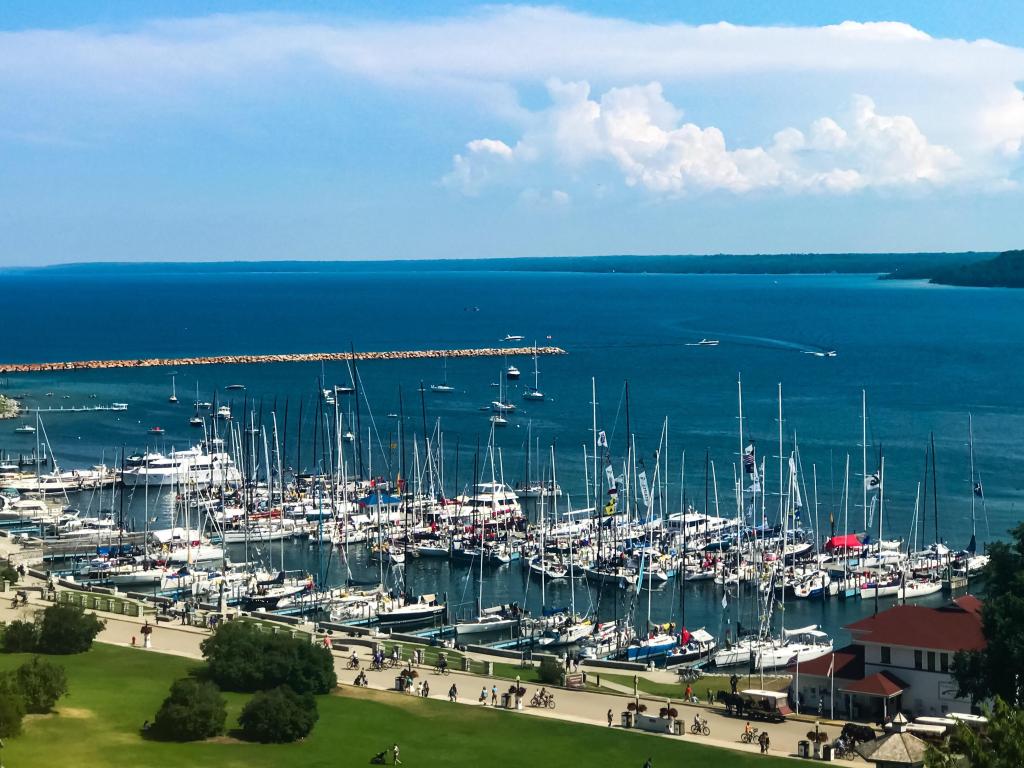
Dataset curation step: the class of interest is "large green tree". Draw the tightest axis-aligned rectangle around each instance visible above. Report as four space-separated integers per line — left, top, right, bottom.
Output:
926 698 1024 768
150 678 226 742
951 523 1024 705
200 621 336 695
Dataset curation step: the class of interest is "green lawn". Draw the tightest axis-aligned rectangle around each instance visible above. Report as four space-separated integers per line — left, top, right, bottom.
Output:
0 644 794 768
594 671 790 702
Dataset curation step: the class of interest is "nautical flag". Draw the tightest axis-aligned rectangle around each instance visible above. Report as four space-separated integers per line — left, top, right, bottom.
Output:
743 444 756 473
865 472 880 492
974 482 984 497
597 430 608 448
605 462 616 490
638 466 652 510
603 499 616 516
721 592 728 610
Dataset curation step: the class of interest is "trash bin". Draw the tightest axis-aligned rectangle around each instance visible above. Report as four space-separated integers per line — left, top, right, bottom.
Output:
821 744 833 762
671 720 682 736
621 712 633 729
798 740 810 758
462 656 472 672
485 661 494 676
501 693 511 709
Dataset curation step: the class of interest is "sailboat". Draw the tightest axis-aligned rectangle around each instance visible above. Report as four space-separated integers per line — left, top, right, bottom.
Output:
189 382 203 426
168 373 178 404
429 354 455 393
523 344 545 401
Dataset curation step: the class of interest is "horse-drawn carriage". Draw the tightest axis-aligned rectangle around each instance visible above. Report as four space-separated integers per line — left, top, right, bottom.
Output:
717 689 790 723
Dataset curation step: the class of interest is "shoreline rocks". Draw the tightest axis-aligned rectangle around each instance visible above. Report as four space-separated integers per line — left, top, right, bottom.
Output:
0 347 567 375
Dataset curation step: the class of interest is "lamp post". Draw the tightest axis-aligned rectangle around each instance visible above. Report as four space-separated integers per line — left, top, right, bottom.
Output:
515 675 521 710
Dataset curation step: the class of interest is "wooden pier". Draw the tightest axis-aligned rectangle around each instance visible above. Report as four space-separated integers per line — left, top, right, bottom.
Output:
0 346 567 374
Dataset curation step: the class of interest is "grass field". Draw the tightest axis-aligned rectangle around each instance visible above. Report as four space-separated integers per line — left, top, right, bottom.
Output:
594 671 790 701
0 644 797 768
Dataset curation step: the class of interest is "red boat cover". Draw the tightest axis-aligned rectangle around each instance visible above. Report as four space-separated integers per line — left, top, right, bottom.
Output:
825 534 862 551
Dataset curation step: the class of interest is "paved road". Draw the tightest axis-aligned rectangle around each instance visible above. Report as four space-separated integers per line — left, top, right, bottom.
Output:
0 587 854 762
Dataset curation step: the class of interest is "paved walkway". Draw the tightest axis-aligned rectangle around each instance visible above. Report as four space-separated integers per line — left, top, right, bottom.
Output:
0 583 855 762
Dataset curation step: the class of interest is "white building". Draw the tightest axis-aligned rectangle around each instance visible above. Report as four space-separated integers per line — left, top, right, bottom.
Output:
789 596 984 722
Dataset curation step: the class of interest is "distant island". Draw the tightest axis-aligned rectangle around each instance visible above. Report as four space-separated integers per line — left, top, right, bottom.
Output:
883 249 1024 288
4 251 1021 286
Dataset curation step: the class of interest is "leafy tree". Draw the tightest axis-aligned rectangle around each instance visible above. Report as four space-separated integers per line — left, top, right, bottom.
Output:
238 686 318 743
951 523 1024 704
150 678 226 742
537 656 564 686
0 563 19 585
0 689 25 739
2 620 39 653
201 622 335 694
926 697 1024 768
14 657 67 713
36 604 105 655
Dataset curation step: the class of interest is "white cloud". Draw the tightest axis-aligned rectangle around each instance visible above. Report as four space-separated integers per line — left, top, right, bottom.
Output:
448 82 962 195
0 8 1022 191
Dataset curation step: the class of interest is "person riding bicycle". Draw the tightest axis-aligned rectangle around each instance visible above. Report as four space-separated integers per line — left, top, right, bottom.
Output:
693 713 703 732
350 651 359 668
834 735 847 755
437 653 447 672
744 722 752 739
391 646 400 663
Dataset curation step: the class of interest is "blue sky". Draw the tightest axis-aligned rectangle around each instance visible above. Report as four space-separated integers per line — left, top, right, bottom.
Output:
2 2 1023 264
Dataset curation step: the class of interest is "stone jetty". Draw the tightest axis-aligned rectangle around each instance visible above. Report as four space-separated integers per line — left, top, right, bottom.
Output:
0 346 567 374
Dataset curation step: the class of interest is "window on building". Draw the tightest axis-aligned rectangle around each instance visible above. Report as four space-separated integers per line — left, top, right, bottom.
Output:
940 653 949 673
914 650 923 669
880 646 891 665
927 651 936 672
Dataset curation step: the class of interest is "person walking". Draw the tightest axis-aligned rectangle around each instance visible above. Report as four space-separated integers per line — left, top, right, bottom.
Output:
140 621 153 649
758 731 767 754
764 733 771 753
607 708 614 727
392 743 402 765
422 680 430 698
491 685 498 706
685 683 693 701
480 686 488 704
449 683 458 702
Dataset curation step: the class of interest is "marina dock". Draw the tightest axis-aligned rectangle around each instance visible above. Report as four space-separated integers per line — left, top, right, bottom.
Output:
0 346 567 374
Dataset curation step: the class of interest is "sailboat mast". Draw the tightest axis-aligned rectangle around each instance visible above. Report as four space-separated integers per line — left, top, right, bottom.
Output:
862 390 868 532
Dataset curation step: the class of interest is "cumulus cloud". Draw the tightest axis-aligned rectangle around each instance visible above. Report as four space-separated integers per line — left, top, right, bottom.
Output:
1 7 1022 192
447 82 962 195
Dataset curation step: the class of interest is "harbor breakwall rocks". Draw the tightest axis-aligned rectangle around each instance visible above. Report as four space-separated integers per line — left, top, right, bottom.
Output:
0 347 567 374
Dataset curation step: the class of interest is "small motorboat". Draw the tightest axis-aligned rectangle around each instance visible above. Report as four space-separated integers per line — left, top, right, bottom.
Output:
14 424 35 434
225 384 245 391
503 334 525 342
148 426 165 435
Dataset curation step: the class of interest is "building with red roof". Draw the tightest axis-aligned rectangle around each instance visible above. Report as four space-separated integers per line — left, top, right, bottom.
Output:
789 596 983 722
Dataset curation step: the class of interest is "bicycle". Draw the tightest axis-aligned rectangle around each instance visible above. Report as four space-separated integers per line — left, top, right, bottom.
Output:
833 743 856 761
386 656 399 669
433 664 451 676
678 667 704 682
690 719 711 736
346 657 361 670
530 693 556 709
740 728 759 744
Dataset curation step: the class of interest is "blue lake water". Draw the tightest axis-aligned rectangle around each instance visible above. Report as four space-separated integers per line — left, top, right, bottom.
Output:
1 266 1021 642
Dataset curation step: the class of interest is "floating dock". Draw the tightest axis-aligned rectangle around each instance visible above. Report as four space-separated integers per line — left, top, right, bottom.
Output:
0 347 567 374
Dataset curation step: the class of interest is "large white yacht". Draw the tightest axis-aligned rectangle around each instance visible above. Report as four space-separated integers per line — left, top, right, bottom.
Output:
121 440 240 489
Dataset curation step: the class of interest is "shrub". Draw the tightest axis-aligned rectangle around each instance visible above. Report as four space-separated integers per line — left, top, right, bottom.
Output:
0 563 18 585
201 622 336 694
151 679 226 742
14 657 67 713
238 686 318 743
2 620 39 653
36 604 104 654
0 690 25 738
537 656 564 685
